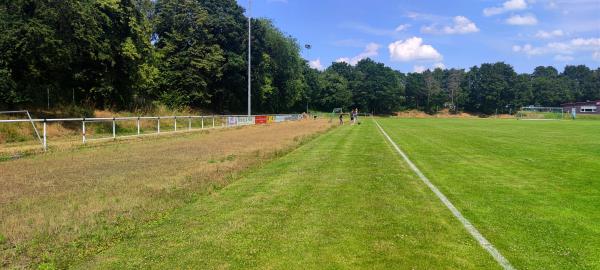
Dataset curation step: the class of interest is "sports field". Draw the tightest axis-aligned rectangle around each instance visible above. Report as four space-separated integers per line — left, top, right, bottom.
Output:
2 118 599 269
76 118 599 269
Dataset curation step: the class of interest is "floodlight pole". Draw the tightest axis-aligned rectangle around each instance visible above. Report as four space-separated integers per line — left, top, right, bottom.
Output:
247 0 252 116
305 44 311 113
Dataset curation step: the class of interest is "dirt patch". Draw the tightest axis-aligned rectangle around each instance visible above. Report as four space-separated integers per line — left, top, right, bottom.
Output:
0 119 332 268
396 109 512 119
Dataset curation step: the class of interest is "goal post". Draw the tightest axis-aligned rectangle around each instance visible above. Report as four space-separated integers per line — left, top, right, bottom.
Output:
516 107 565 120
329 108 343 123
0 110 43 143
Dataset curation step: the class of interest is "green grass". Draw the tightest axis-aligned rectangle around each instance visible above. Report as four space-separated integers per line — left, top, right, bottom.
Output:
377 118 600 269
79 120 499 269
10 117 599 269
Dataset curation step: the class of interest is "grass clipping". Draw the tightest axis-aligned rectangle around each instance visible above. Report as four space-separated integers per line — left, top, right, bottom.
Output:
0 119 333 269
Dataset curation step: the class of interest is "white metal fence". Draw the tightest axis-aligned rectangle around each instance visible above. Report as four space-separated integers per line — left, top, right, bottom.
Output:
0 114 303 151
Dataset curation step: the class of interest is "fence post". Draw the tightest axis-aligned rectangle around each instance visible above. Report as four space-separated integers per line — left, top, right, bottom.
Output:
137 117 140 135
188 116 192 131
112 118 116 140
157 117 160 134
174 116 177 131
43 119 47 152
212 115 215 128
201 116 204 129
82 119 86 144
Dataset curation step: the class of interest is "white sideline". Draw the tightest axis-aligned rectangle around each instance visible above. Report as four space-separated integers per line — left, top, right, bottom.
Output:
374 120 516 270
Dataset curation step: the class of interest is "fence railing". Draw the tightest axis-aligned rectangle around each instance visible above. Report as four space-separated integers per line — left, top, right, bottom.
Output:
0 114 303 152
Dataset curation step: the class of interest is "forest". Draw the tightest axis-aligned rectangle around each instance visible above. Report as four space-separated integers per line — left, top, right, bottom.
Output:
1 0 599 115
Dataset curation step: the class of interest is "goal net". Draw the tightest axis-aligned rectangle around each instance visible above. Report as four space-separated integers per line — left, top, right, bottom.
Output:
516 107 565 120
329 108 343 123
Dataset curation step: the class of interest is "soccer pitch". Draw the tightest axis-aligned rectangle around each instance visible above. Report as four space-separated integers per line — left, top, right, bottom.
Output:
79 118 599 269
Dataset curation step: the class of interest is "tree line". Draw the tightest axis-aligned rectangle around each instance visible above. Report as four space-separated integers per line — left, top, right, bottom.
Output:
1 0 599 115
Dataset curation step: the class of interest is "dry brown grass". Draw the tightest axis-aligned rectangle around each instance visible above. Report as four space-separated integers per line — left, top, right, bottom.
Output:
395 109 513 119
0 119 332 268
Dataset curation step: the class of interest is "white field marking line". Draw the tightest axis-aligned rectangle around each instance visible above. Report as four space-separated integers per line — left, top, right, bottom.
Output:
374 120 516 270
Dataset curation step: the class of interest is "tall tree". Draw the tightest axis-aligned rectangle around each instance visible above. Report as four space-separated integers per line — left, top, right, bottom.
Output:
0 0 155 110
466 62 517 114
318 70 351 110
154 0 225 108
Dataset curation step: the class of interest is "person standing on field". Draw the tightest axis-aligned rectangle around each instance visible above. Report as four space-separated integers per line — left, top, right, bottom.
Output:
339 113 344 125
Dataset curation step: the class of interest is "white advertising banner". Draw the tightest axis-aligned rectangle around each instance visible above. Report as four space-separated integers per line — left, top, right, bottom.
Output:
237 116 255 126
227 117 237 126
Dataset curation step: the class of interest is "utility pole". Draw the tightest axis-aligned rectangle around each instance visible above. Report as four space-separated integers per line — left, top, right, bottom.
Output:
247 0 252 116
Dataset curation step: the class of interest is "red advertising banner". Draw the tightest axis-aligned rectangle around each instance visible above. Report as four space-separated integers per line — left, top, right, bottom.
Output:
255 115 268 124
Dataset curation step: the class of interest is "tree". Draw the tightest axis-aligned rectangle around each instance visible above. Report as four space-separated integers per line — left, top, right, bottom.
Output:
353 59 403 114
250 19 307 113
0 0 156 110
531 66 570 106
422 69 443 113
198 0 248 113
562 65 595 101
466 62 517 114
318 70 351 110
154 0 225 108
446 69 465 112
303 64 322 112
405 72 426 110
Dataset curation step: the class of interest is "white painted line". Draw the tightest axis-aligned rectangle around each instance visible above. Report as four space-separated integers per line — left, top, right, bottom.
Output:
374 120 515 270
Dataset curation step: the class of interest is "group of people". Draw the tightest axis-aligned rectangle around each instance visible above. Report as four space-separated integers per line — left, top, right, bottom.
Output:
339 108 360 125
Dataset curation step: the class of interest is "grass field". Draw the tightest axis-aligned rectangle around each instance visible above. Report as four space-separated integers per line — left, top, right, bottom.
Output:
79 120 499 269
2 117 599 269
377 118 600 269
0 120 331 268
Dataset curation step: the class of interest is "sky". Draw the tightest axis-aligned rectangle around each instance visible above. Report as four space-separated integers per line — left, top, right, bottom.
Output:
235 0 600 74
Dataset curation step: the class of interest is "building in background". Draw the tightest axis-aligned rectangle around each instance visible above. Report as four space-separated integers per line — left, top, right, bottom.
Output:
562 100 600 114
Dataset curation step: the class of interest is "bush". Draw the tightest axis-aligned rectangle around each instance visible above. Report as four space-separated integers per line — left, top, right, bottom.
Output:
60 105 95 118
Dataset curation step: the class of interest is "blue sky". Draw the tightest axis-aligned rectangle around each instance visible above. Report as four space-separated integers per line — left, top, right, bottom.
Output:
236 0 600 73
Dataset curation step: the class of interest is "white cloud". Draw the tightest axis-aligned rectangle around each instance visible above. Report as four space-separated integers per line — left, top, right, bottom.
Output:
484 0 528 16
506 14 538 25
422 16 479 35
341 22 403 38
309 59 324 71
554 55 574 61
571 38 600 47
433 62 446 69
388 37 443 62
535 29 564 39
593 51 600 61
413 65 427 73
336 43 381 65
513 37 600 56
395 24 410 32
